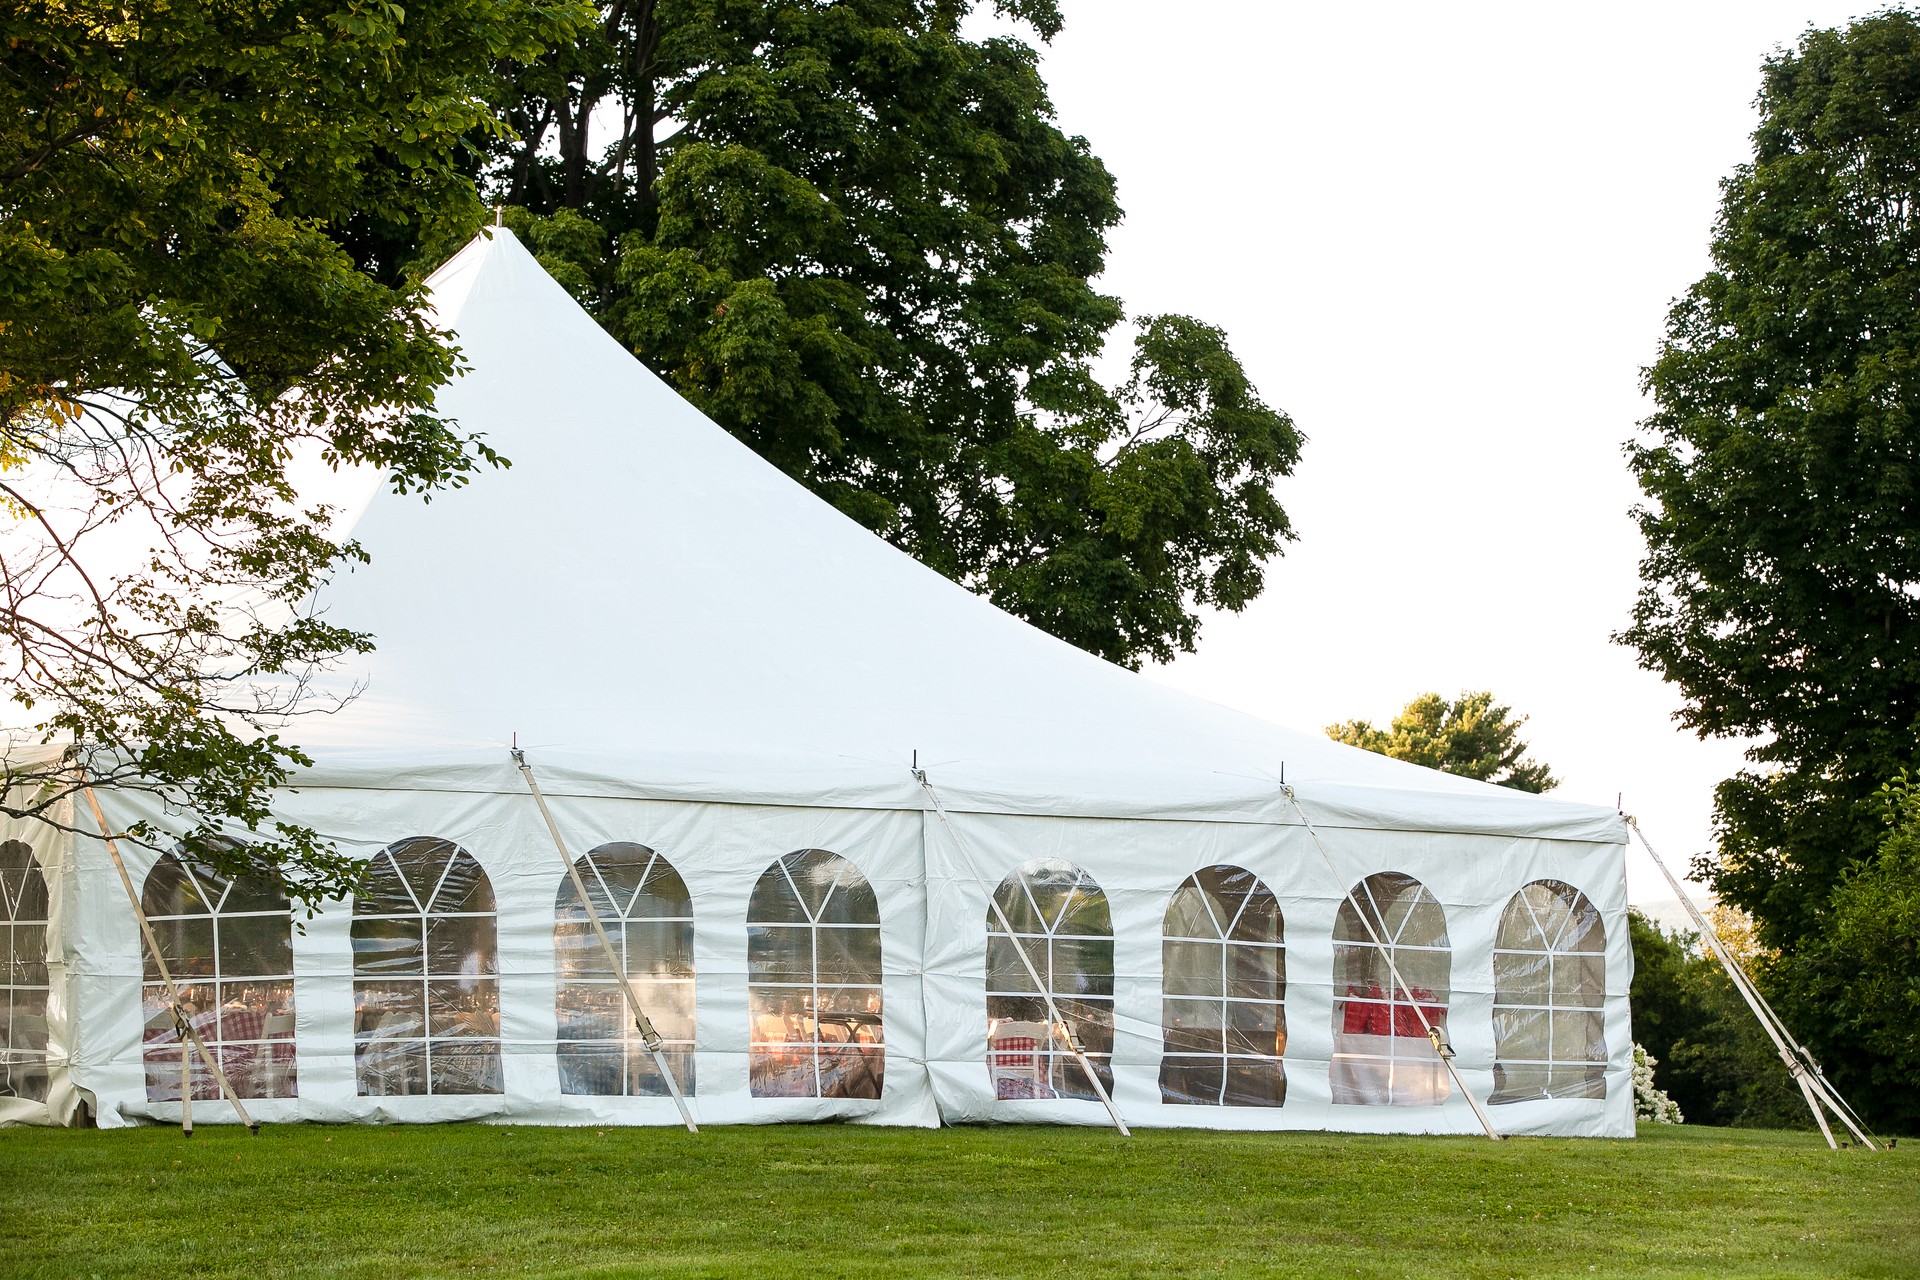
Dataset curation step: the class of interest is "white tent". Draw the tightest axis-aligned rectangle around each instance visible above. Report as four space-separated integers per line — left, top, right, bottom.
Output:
1 229 1632 1135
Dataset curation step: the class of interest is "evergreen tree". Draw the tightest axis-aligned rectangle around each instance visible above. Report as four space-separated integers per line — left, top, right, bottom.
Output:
1327 691 1556 792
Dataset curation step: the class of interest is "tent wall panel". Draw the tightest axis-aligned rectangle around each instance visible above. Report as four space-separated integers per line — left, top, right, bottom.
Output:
37 781 1630 1136
923 809 1631 1137
80 784 937 1128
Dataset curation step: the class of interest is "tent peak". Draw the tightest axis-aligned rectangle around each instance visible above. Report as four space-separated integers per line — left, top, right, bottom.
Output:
422 225 545 332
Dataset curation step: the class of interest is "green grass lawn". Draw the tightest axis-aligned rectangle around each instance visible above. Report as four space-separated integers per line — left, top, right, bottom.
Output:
0 1122 1912 1279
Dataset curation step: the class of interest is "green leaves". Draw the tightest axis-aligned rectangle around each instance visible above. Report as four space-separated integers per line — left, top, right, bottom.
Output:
1754 770 1920 1132
975 315 1301 666
1626 910 1809 1130
1828 775 1920 1068
474 1 1302 668
1326 692 1558 794
1 0 589 902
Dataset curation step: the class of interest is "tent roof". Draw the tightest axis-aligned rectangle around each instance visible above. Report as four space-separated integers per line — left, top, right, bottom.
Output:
287 229 1621 842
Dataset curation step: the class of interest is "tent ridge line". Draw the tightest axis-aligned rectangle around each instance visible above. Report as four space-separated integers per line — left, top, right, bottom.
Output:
269 781 1620 845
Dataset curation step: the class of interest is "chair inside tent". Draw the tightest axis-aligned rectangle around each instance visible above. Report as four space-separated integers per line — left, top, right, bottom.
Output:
0 229 1632 1135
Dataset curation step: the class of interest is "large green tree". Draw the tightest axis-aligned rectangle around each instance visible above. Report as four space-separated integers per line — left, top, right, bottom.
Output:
1 0 585 901
1326 691 1557 792
1621 10 1920 1128
463 0 1303 667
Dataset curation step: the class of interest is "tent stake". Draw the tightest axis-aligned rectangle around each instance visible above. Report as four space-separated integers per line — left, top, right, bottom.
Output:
512 748 698 1133
1282 785 1502 1140
79 784 259 1135
916 767 1130 1137
1627 818 1875 1150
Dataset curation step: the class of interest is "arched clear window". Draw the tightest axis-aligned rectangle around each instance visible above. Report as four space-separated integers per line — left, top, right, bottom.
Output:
352 837 500 1097
0 840 51 1102
1492 879 1607 1103
985 859 1114 1101
746 849 884 1099
139 851 297 1101
1331 872 1451 1106
1160 865 1286 1107
554 842 696 1096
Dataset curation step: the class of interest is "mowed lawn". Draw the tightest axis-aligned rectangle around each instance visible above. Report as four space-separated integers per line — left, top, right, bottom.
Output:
1 1122 1913 1278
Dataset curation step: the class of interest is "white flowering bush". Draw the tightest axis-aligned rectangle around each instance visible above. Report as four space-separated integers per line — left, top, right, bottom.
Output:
1633 1043 1684 1124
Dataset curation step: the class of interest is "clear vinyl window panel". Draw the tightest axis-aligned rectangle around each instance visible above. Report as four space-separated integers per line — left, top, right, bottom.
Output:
1331 872 1452 1106
351 837 502 1097
554 842 696 1097
746 849 885 1100
1160 864 1286 1107
1491 879 1607 1103
139 849 298 1101
0 840 51 1103
985 859 1115 1101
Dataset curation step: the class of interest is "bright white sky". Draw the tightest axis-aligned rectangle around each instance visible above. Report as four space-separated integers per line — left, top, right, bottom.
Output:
989 1 1886 908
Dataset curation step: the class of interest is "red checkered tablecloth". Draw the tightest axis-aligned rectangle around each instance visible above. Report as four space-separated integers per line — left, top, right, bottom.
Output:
141 1004 292 1099
216 1006 266 1044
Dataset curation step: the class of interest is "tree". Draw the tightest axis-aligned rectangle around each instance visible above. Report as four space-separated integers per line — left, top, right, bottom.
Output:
1325 691 1557 792
1771 773 1920 1132
1830 777 1920 1081
463 0 1303 667
0 0 586 903
1626 908 1805 1129
1620 10 1920 1121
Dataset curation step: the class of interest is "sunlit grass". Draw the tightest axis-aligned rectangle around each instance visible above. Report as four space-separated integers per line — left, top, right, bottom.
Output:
1 1122 1913 1278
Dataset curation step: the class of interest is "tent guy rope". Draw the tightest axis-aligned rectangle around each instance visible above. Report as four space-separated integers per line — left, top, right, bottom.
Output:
512 747 698 1133
79 783 258 1136
914 766 1130 1137
1627 817 1876 1150
1281 784 1502 1141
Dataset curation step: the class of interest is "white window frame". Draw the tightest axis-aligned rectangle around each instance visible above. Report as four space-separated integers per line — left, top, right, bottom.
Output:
553 842 697 1097
351 837 502 1098
746 849 886 1100
1159 864 1287 1107
985 859 1116 1101
0 840 50 1103
139 851 297 1101
1330 872 1452 1107
1491 878 1608 1103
